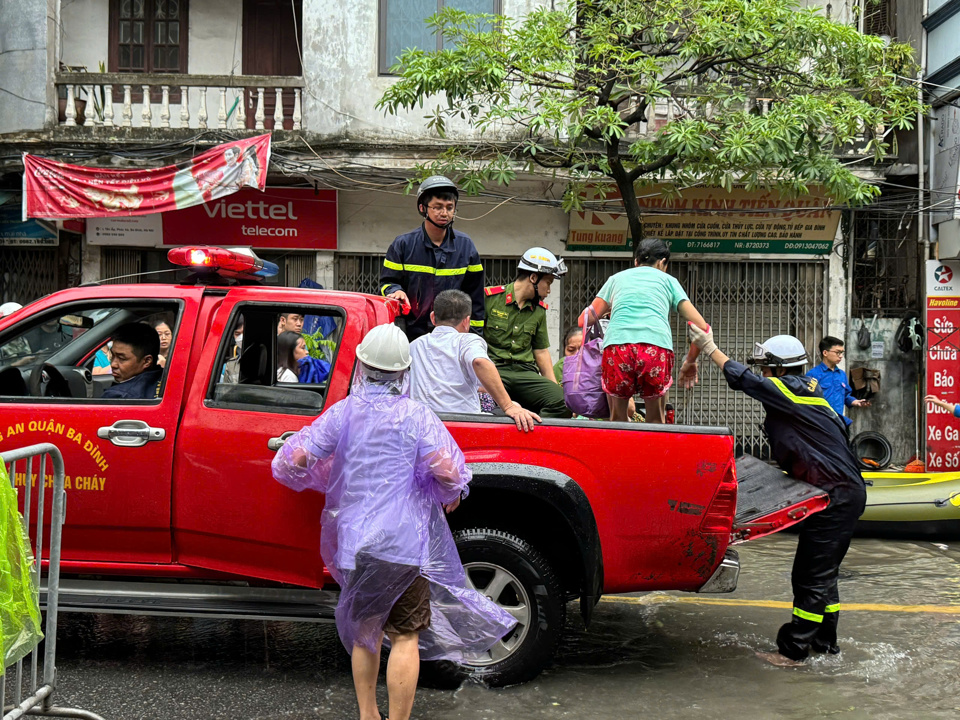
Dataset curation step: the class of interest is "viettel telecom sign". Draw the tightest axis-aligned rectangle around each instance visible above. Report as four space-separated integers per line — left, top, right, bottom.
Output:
161 187 337 250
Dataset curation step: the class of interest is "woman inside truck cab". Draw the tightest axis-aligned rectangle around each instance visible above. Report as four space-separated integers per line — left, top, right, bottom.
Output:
277 331 307 382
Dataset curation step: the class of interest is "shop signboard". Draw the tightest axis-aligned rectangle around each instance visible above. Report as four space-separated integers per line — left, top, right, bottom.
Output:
160 187 337 250
567 185 840 254
0 204 58 246
925 260 960 471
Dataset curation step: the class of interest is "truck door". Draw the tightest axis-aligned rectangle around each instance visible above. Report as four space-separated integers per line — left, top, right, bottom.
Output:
731 454 831 543
172 291 367 587
0 287 203 563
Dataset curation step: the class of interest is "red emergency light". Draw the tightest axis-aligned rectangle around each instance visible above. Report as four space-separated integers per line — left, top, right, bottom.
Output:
167 246 279 280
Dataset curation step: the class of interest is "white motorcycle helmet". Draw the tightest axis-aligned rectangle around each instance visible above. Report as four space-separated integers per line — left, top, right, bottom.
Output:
747 334 809 368
356 324 412 377
518 247 567 278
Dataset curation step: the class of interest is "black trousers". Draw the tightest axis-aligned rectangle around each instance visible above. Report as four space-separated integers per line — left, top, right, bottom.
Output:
776 483 867 660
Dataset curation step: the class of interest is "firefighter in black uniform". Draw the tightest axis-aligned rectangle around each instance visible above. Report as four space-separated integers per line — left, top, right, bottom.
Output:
380 175 485 340
688 325 867 663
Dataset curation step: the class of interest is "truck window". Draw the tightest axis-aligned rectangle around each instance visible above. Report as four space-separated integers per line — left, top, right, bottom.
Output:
0 302 181 402
209 305 344 415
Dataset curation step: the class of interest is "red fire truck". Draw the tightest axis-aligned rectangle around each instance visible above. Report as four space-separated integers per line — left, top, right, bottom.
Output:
0 247 827 686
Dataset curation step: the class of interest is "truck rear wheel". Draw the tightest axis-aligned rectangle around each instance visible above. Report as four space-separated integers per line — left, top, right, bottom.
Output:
422 527 566 688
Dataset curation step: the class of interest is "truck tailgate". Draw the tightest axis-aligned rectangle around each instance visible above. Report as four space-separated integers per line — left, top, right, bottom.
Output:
731 454 830 543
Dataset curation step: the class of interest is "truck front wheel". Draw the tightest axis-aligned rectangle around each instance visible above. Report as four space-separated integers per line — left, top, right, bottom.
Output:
423 527 566 688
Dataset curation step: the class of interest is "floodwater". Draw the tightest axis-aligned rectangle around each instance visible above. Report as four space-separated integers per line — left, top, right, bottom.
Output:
44 536 960 719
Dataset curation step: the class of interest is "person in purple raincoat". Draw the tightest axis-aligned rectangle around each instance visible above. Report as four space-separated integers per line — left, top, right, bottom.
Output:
272 323 515 720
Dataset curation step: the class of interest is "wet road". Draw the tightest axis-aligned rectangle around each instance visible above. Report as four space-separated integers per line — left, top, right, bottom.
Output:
49 536 960 719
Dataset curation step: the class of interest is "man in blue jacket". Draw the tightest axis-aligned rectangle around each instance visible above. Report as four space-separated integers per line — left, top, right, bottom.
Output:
380 176 484 340
102 323 163 400
806 336 870 426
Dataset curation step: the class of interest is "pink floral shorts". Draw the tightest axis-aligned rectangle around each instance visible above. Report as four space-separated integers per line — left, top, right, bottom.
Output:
601 343 674 399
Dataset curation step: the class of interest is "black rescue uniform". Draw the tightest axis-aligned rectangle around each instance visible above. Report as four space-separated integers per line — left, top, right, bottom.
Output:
379 225 484 341
723 360 867 661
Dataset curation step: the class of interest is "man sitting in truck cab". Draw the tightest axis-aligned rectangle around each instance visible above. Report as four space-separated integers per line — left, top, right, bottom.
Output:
102 322 164 400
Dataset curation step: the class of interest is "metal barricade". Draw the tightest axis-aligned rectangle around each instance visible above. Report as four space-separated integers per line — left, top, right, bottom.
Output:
2 443 103 720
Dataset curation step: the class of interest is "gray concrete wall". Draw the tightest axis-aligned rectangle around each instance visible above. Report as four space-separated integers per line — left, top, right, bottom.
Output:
845 318 921 464
0 0 56 133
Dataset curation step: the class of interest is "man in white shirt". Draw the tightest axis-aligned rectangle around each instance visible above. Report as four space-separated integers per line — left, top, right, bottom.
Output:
410 290 540 432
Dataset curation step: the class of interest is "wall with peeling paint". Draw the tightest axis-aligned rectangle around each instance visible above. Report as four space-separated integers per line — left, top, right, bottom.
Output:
844 318 921 465
0 0 56 134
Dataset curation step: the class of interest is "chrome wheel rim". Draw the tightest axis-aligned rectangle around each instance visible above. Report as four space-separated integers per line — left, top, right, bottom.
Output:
461 561 531 667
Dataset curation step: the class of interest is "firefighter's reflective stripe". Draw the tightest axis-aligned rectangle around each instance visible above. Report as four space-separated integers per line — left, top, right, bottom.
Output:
467 263 483 272
769 377 838 415
380 283 395 296
383 259 404 271
793 607 824 623
469 319 485 328
824 603 841 613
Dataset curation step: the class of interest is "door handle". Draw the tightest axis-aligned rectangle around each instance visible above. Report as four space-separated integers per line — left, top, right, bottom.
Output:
97 420 166 448
267 431 296 451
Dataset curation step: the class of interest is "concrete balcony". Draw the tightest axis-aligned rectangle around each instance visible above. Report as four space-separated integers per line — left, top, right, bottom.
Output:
54 72 303 135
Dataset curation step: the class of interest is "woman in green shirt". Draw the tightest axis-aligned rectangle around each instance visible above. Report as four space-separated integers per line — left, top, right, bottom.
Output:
584 238 709 423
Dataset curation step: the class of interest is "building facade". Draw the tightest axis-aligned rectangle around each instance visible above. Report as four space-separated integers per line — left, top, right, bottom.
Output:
0 0 926 460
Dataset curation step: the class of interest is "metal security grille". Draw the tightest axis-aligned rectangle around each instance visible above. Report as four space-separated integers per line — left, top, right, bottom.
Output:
862 0 895 38
336 253 385 294
562 258 826 459
100 248 142 284
0 248 59 304
284 253 316 287
850 198 920 315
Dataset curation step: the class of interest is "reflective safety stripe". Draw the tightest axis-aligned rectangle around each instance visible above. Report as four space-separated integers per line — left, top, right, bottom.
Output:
403 264 436 274
386 263 472 276
824 604 841 613
769 377 837 415
467 263 483 272
380 283 394 296
469 319 485 327
793 607 824 623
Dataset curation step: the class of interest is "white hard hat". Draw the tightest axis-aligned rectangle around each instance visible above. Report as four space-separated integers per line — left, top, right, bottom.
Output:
747 335 809 368
356 324 412 372
518 247 567 278
0 302 22 317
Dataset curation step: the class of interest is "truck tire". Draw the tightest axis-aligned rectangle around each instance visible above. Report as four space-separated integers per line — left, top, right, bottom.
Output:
422 527 566 688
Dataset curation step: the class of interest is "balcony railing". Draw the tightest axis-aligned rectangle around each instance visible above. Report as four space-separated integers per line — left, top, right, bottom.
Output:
55 72 303 131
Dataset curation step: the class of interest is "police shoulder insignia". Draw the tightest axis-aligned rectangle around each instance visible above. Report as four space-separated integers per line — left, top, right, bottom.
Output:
484 285 505 296
539 300 549 309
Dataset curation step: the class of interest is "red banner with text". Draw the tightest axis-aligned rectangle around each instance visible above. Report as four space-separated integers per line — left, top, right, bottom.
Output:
926 260 960 471
22 135 271 219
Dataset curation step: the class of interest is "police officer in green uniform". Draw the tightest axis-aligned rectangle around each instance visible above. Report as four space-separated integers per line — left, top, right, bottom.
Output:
484 248 571 418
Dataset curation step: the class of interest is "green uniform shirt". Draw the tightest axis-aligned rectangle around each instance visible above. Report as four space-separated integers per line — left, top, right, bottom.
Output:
484 283 550 367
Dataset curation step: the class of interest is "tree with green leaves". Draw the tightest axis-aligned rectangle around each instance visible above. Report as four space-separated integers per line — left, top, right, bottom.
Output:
377 0 921 243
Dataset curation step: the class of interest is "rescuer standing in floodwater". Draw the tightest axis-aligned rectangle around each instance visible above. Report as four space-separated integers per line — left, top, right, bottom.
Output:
687 325 867 665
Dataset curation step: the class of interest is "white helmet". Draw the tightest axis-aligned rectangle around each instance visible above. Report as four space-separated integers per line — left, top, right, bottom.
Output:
747 335 809 368
0 302 22 317
356 324 412 372
518 247 567 278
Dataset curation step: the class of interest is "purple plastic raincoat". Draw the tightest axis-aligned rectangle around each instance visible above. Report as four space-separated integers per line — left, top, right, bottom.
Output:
272 368 516 659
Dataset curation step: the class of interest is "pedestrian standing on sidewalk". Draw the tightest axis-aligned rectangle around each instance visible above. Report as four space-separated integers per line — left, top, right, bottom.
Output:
380 176 485 340
806 336 870 425
272 324 515 720
687 327 866 664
